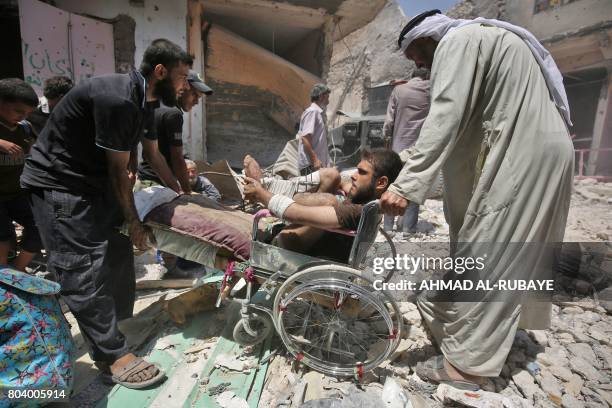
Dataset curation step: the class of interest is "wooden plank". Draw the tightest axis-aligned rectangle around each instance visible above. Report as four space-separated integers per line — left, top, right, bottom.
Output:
195 160 244 201
136 279 195 290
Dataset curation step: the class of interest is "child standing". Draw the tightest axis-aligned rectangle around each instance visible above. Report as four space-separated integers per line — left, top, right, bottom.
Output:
0 78 42 271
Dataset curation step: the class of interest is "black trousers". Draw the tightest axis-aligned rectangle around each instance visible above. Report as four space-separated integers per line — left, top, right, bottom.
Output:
0 192 42 252
29 188 135 363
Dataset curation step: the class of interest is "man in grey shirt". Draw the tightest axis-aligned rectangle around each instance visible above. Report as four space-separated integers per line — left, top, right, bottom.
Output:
297 84 331 175
382 68 430 234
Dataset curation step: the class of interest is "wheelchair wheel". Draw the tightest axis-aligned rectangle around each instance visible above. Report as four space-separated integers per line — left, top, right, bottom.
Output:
233 312 273 346
273 264 402 377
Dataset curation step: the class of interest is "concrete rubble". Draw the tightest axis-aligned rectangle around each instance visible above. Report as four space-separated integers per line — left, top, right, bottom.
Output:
256 179 612 407
57 176 612 406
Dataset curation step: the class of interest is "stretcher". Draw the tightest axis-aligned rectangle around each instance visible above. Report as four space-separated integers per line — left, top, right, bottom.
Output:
136 194 402 379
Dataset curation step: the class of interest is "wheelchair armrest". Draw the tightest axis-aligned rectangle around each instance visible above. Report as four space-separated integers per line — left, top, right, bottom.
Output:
252 209 273 241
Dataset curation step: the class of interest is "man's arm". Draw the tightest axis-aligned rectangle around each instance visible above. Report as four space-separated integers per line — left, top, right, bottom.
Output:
293 192 338 207
284 204 341 229
141 138 182 194
244 178 340 229
169 146 191 194
127 146 138 188
383 88 398 149
300 133 321 170
382 31 483 215
106 150 154 250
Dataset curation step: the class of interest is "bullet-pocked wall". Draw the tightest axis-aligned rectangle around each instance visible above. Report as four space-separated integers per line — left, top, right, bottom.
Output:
204 25 320 168
49 0 209 159
53 0 188 72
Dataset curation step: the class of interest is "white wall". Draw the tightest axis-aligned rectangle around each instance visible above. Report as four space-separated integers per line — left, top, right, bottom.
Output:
53 0 188 67
18 0 115 94
51 0 205 160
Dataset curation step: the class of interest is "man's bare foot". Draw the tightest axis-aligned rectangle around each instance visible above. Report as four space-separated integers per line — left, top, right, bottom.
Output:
109 353 160 384
243 154 263 180
443 358 485 384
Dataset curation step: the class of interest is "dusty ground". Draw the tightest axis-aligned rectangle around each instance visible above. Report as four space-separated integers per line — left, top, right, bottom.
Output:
63 178 611 407
255 178 612 407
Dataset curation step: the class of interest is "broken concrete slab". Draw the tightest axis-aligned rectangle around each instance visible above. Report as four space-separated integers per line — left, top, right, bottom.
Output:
564 374 584 397
304 371 325 401
381 377 411 408
215 390 249 408
569 356 605 382
566 342 598 366
435 383 512 407
214 353 256 372
512 370 542 401
537 370 562 405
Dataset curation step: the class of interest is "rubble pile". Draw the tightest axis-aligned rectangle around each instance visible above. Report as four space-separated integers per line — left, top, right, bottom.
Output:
258 300 612 407
382 178 612 245
566 179 612 242
258 178 612 407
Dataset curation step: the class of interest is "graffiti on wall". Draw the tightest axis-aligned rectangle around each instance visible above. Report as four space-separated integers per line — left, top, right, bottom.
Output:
23 42 72 86
18 0 113 95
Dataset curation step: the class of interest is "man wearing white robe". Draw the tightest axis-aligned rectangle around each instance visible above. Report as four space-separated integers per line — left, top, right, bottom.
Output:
380 10 574 387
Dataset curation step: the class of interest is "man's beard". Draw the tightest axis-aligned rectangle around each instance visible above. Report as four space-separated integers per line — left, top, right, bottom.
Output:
349 180 376 204
153 77 177 106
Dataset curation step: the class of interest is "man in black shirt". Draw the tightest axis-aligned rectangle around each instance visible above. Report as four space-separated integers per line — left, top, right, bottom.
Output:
138 70 212 193
21 39 192 389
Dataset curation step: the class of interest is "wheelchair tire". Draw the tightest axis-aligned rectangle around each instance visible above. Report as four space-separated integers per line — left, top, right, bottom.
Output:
273 264 402 377
233 313 273 346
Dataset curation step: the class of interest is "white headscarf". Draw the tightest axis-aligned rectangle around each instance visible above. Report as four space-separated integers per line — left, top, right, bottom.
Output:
400 14 572 126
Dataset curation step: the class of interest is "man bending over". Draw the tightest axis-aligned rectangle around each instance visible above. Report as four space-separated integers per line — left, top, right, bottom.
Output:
244 149 402 262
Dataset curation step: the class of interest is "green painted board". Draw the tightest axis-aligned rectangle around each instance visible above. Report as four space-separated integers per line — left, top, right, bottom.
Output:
96 266 273 408
184 334 272 407
96 312 213 408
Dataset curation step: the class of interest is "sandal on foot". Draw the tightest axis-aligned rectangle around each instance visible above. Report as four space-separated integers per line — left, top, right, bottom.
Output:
110 357 166 389
415 355 481 391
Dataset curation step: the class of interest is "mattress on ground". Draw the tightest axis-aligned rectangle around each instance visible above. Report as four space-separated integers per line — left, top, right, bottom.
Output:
145 194 253 261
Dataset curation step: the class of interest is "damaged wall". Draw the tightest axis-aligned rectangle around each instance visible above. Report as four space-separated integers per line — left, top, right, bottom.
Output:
204 25 320 167
326 1 410 127
282 27 325 77
53 0 188 71
447 0 611 39
448 0 612 176
52 0 211 160
505 0 610 40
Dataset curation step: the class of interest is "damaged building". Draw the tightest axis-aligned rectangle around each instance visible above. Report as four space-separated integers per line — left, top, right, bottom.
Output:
3 0 610 172
325 0 612 177
444 0 612 177
2 0 387 167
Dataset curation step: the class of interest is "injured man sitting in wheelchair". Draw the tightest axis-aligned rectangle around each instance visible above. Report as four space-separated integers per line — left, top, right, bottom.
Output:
134 148 402 280
243 149 403 263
